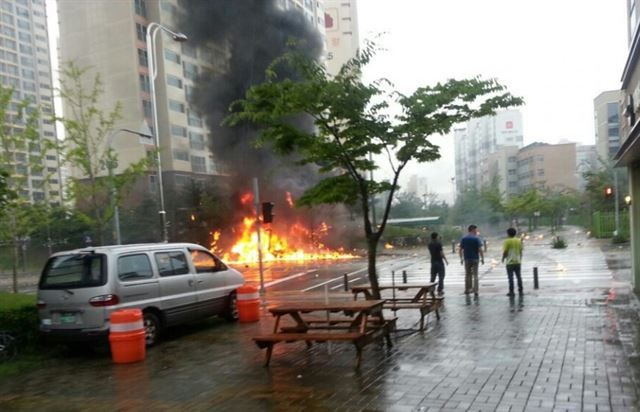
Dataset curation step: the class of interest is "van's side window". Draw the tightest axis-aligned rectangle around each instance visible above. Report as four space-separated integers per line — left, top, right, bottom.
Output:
191 250 227 273
118 254 153 281
155 251 190 277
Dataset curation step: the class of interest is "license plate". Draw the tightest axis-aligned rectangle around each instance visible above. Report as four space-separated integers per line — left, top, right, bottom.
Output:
60 313 76 324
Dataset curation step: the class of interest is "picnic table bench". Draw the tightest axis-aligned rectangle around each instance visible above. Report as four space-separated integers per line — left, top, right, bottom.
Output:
351 283 443 331
252 299 393 368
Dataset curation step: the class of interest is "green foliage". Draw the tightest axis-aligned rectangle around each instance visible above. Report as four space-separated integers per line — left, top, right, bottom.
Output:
225 40 523 297
551 236 567 249
57 62 150 244
0 293 38 349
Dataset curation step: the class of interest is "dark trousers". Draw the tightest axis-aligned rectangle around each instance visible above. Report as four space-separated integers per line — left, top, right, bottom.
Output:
430 262 445 292
506 264 523 293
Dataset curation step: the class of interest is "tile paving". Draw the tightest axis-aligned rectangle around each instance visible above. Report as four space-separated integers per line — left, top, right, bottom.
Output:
0 228 639 411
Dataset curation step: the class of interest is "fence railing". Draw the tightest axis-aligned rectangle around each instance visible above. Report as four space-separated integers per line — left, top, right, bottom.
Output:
591 210 630 238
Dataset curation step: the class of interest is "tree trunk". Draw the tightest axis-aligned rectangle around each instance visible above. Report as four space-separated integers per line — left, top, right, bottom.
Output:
366 237 381 299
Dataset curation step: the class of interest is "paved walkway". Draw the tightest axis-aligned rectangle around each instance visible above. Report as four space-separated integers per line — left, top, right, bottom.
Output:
0 228 639 411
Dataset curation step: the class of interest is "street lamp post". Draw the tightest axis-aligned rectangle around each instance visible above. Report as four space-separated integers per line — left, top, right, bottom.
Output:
107 128 153 245
146 22 188 243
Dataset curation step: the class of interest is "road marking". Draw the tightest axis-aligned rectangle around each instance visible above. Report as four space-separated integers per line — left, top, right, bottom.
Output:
302 256 416 292
264 269 317 288
330 276 361 290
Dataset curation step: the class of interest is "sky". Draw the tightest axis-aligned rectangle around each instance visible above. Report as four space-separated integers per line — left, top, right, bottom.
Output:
358 0 629 203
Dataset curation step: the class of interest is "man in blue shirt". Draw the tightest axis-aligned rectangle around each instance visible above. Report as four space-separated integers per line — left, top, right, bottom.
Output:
459 225 484 296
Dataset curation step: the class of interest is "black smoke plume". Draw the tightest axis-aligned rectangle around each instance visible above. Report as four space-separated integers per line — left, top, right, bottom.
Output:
179 0 323 194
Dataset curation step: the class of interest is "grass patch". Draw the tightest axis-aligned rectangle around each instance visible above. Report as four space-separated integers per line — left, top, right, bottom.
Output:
0 292 36 311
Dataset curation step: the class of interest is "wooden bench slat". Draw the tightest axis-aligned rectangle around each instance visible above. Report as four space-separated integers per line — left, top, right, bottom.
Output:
253 332 364 342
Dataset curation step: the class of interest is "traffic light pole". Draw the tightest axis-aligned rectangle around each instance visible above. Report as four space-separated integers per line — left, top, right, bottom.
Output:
253 178 265 295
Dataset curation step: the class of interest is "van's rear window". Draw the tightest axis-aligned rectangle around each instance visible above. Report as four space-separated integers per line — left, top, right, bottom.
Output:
39 254 106 289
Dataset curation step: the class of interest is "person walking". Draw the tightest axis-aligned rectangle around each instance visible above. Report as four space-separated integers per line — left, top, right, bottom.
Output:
459 225 484 296
502 227 524 297
428 232 448 296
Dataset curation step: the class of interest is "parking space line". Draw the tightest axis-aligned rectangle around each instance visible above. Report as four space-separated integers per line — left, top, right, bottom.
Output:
264 269 317 288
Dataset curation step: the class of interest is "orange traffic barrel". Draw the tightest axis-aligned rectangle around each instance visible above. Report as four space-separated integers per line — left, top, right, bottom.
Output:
109 309 146 364
237 285 260 323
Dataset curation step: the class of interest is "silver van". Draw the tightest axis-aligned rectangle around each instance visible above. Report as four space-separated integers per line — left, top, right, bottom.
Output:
37 242 244 346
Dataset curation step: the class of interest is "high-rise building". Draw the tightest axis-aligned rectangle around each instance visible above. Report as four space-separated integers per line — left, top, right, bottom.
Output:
594 90 622 162
323 0 359 76
482 146 520 198
516 142 577 192
454 110 523 195
0 0 61 205
58 0 227 201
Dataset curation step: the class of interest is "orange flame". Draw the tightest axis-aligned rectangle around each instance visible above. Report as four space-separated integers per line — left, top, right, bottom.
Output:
384 243 394 249
212 193 357 263
286 191 295 208
240 193 254 205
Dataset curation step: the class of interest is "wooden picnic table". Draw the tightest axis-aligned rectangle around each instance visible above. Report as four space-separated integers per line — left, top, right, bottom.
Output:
252 299 394 368
351 282 442 331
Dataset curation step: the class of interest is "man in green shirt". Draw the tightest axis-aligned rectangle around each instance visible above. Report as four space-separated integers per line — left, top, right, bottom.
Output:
502 227 523 297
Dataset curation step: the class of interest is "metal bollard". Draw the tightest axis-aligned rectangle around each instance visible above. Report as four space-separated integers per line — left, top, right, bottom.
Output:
451 240 456 253
402 270 407 284
533 267 539 289
483 239 487 252
343 273 348 292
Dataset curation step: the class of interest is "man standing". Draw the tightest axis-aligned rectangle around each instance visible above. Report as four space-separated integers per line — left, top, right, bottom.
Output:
459 225 484 296
502 227 524 296
428 232 448 296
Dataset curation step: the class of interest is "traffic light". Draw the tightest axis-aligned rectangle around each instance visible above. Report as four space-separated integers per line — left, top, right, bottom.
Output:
604 186 614 199
262 202 274 223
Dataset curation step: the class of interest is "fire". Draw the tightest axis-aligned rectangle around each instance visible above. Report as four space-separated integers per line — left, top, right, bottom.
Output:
286 191 295 208
384 243 394 250
211 193 357 263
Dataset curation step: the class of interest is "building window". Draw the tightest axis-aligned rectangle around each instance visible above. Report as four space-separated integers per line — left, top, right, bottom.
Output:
18 32 31 43
607 102 619 124
173 149 189 161
138 49 148 67
191 155 206 173
187 110 202 127
142 99 152 118
19 44 33 55
134 0 147 17
135 23 147 42
169 99 185 113
149 174 157 193
167 74 182 88
184 84 193 101
608 126 620 137
16 19 29 30
15 6 28 18
164 48 181 64
189 131 205 150
139 74 150 93
171 124 187 137
183 62 198 80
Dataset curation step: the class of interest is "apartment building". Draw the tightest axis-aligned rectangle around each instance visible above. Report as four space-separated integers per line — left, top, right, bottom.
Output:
516 142 577 192
0 0 61 205
58 0 230 201
454 110 523 195
594 90 623 161
324 0 359 76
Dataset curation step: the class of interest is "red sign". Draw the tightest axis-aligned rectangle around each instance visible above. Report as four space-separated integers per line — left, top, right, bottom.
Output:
506 121 513 129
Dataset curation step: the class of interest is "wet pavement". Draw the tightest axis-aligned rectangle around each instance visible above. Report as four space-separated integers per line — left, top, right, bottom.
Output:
1 227 640 411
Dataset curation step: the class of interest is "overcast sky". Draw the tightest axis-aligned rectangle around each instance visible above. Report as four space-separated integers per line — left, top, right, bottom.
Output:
358 0 628 203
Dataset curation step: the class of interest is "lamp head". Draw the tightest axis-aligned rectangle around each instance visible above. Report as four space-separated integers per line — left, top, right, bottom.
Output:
173 32 188 42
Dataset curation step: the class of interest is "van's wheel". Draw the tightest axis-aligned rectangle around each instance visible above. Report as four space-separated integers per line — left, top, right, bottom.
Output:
143 312 162 346
225 292 239 322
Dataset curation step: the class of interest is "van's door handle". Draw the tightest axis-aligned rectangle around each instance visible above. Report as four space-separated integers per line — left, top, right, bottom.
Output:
188 279 195 287
197 280 204 284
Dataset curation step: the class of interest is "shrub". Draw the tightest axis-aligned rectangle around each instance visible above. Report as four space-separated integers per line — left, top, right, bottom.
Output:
612 234 629 244
552 236 567 249
0 293 39 350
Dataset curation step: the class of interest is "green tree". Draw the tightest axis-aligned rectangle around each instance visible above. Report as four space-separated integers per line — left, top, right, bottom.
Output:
226 42 523 298
390 191 425 219
58 62 150 245
0 84 58 292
